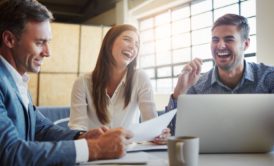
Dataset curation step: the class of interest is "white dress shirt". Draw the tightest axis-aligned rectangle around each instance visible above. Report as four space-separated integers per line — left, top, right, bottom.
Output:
69 69 158 130
0 56 30 110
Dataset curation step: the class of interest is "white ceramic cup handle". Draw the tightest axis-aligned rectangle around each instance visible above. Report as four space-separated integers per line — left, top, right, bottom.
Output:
176 142 185 164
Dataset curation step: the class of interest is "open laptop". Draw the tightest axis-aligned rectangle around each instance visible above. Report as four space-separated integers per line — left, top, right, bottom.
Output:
175 94 274 153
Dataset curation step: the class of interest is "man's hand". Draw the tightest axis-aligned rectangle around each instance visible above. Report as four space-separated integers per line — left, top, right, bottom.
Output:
87 128 133 161
77 126 109 140
173 58 203 99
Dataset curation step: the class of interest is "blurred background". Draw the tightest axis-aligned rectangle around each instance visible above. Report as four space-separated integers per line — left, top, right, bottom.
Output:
15 0 273 109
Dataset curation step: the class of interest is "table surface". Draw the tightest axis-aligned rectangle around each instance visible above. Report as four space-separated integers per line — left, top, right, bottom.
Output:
80 150 274 166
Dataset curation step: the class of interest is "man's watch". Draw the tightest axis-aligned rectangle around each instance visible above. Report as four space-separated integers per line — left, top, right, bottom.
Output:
74 131 86 140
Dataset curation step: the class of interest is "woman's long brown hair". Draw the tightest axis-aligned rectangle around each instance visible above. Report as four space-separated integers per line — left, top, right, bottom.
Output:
91 24 139 124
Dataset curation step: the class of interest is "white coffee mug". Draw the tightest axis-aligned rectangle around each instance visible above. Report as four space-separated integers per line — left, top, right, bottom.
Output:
168 136 199 166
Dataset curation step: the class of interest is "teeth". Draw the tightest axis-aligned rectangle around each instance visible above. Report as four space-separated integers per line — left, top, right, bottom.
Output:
122 50 132 58
217 51 230 56
35 60 43 65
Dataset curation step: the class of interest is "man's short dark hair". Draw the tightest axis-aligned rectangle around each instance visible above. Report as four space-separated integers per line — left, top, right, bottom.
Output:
0 0 54 46
212 14 250 40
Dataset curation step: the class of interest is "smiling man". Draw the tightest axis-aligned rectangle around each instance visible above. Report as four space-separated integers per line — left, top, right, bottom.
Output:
165 14 274 135
171 13 274 96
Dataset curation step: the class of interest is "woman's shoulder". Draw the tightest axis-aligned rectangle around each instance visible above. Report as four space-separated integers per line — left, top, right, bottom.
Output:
73 72 92 86
76 72 92 81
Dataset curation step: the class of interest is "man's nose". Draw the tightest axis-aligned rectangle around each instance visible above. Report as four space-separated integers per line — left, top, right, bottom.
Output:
42 43 50 57
217 40 226 49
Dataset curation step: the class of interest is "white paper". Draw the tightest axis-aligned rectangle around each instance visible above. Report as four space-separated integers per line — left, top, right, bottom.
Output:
127 141 167 152
128 109 177 142
81 152 148 165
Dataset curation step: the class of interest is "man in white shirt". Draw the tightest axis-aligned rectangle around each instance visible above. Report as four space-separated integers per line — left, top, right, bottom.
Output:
0 0 132 165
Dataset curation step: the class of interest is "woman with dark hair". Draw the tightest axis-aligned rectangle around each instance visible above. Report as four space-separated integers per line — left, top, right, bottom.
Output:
69 24 169 143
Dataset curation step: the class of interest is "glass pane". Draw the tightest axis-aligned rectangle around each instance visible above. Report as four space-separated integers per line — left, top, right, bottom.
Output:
172 48 191 63
172 77 178 89
172 18 190 35
172 33 191 49
156 51 171 65
192 28 211 45
157 66 172 77
144 68 155 78
156 24 170 39
157 78 172 92
150 79 156 91
245 35 256 54
155 12 170 26
172 6 190 21
248 17 256 35
140 29 154 42
191 0 212 15
191 12 212 30
201 60 214 73
140 42 154 54
192 44 212 60
241 0 256 18
140 54 155 67
173 65 185 76
213 0 238 8
245 55 257 63
140 18 153 30
214 5 239 21
156 38 170 52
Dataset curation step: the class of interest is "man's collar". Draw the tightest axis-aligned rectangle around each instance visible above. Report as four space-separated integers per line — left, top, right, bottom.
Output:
211 65 218 84
0 55 29 84
244 60 255 81
211 60 254 85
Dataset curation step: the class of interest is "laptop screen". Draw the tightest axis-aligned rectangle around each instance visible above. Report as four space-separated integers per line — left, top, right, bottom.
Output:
175 94 274 153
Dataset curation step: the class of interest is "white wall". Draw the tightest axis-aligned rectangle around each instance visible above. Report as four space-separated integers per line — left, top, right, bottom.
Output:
256 0 274 65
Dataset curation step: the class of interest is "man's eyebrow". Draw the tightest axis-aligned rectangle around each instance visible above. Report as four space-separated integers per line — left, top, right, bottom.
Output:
36 38 51 42
224 35 235 39
211 35 235 39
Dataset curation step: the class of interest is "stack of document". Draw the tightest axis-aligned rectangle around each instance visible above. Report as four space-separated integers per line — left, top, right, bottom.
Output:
126 110 176 152
127 141 167 152
80 109 176 165
128 109 177 142
82 152 149 165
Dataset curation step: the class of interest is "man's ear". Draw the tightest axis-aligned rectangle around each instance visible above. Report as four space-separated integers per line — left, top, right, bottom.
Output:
243 38 250 51
2 30 17 48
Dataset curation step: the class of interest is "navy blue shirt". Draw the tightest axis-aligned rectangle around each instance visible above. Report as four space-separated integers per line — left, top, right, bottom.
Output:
166 60 274 135
188 61 274 94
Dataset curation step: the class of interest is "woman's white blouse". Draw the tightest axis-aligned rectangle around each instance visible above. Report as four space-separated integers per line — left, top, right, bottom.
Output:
68 70 158 130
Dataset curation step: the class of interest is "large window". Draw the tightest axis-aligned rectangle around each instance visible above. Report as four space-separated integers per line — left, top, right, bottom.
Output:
138 0 256 93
